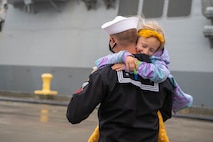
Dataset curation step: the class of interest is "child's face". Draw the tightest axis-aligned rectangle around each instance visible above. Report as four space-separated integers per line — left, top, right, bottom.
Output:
136 37 161 56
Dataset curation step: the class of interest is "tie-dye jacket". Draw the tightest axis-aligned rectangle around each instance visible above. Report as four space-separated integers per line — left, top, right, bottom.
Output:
95 49 170 83
95 49 193 112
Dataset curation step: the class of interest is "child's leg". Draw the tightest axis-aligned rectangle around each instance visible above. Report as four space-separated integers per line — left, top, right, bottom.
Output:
88 125 99 142
88 113 169 142
157 111 169 142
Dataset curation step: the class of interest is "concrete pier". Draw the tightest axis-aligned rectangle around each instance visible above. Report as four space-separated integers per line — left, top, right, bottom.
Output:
0 100 212 142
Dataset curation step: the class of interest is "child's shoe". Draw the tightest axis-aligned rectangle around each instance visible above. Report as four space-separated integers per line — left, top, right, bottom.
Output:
172 87 193 112
168 75 193 112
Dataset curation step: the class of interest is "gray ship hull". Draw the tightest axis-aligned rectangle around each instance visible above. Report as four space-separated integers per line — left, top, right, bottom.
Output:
0 0 213 108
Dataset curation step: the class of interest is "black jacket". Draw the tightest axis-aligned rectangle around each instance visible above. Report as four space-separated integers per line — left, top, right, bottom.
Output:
66 54 173 142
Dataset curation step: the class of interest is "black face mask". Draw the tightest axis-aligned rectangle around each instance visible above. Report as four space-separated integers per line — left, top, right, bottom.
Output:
108 42 117 53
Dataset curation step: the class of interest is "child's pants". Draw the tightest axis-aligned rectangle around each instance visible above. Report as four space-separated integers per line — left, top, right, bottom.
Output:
88 111 169 142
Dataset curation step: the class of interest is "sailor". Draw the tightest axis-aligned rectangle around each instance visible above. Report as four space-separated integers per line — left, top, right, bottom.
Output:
66 16 174 142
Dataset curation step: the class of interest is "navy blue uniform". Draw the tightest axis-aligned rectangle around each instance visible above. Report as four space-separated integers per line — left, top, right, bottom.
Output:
66 54 173 142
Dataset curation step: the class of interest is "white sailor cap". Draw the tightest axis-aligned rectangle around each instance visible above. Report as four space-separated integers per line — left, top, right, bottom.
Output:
101 16 139 35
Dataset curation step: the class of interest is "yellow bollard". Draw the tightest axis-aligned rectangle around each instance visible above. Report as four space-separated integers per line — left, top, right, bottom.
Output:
34 73 58 95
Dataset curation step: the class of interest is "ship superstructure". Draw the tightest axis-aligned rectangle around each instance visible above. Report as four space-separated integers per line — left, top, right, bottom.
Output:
0 0 213 108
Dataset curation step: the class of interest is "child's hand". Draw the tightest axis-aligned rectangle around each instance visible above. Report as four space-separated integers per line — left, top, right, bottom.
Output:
87 67 98 81
125 56 138 71
111 63 125 71
91 67 98 74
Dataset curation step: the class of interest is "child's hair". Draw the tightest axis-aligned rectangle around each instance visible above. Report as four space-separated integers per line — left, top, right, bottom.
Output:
138 19 165 49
